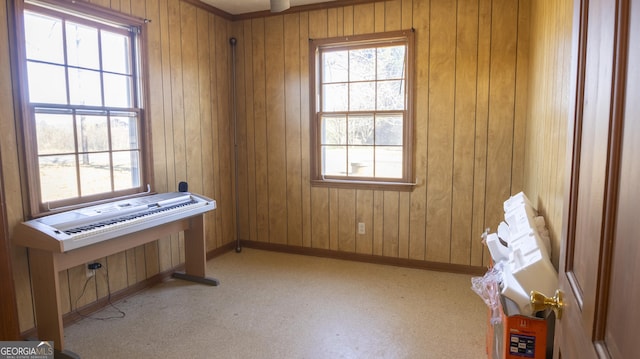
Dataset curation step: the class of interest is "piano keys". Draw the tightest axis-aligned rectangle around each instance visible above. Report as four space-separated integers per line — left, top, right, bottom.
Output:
14 191 216 252
12 191 218 353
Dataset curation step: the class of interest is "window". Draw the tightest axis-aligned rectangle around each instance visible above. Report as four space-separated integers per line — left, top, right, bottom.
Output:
310 30 415 191
16 0 150 215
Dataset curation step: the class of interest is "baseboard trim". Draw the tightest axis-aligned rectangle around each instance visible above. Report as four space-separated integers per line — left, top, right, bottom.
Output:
20 241 236 339
240 240 488 276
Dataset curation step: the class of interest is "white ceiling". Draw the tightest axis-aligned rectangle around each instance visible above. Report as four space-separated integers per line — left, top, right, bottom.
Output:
200 0 334 15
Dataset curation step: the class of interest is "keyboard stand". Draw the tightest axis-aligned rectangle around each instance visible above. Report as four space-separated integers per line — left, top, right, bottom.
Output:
22 214 216 353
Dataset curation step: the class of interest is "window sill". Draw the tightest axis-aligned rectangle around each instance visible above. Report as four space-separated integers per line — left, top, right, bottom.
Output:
311 179 416 192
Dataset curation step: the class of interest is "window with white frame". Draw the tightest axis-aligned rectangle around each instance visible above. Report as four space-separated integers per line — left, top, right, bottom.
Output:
16 0 150 215
310 30 414 190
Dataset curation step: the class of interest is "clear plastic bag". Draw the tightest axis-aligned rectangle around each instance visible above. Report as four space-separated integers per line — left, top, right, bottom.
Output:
471 261 503 324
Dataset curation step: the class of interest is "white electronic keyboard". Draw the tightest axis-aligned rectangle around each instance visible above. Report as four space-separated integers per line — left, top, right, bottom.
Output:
14 192 216 253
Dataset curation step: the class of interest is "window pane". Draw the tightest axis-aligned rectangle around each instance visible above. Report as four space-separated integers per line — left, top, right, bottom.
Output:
377 45 406 80
113 151 141 190
24 12 64 64
348 146 374 177
348 115 374 145
322 145 347 176
322 83 348 111
79 152 111 195
321 116 346 144
104 73 132 108
101 30 131 74
66 22 100 70
111 114 139 150
35 113 75 155
349 81 375 111
76 115 109 152
375 146 403 178
375 114 403 145
68 67 102 106
349 48 375 81
27 62 67 104
377 80 405 110
39 154 78 202
322 50 348 83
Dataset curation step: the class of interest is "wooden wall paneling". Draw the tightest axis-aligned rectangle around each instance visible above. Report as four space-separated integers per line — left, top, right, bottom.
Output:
338 189 356 252
0 0 35 331
375 2 385 33
208 12 223 249
231 20 250 244
251 17 269 243
372 190 384 255
284 13 303 247
524 0 572 267
66 266 86 316
207 9 221 251
384 0 401 31
299 11 312 248
181 2 203 196
265 15 288 245
541 0 558 262
451 0 479 266
394 0 412 261
484 0 518 238
122 0 140 288
335 7 344 37
90 0 111 9
215 17 233 247
68 266 96 310
167 0 185 268
311 188 330 249
329 188 339 249
353 3 374 35
196 8 216 251
426 0 456 263
511 0 529 196
398 192 410 259
401 0 412 29
355 190 373 254
471 0 492 267
383 191 400 257
58 272 71 315
408 0 428 261
343 5 354 36
308 9 329 250
549 0 571 264
107 252 128 293
147 0 173 278
96 258 109 299
103 0 134 296
543 0 567 266
327 8 338 37
523 0 541 203
242 19 258 243
120 0 132 14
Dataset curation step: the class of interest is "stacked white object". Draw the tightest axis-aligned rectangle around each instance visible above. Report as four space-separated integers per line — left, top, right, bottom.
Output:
485 192 557 315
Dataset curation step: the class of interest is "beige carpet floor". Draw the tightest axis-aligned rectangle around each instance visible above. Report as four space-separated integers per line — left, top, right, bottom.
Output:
63 248 488 358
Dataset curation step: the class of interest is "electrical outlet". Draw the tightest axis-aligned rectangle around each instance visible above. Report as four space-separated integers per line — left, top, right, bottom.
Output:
358 222 365 234
86 262 101 278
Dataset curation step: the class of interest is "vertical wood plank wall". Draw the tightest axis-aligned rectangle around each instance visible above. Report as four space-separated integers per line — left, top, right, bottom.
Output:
522 0 573 268
0 0 235 332
0 0 582 336
231 0 529 267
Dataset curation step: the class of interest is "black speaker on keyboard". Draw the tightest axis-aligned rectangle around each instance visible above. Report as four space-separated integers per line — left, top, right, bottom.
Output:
178 182 188 192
